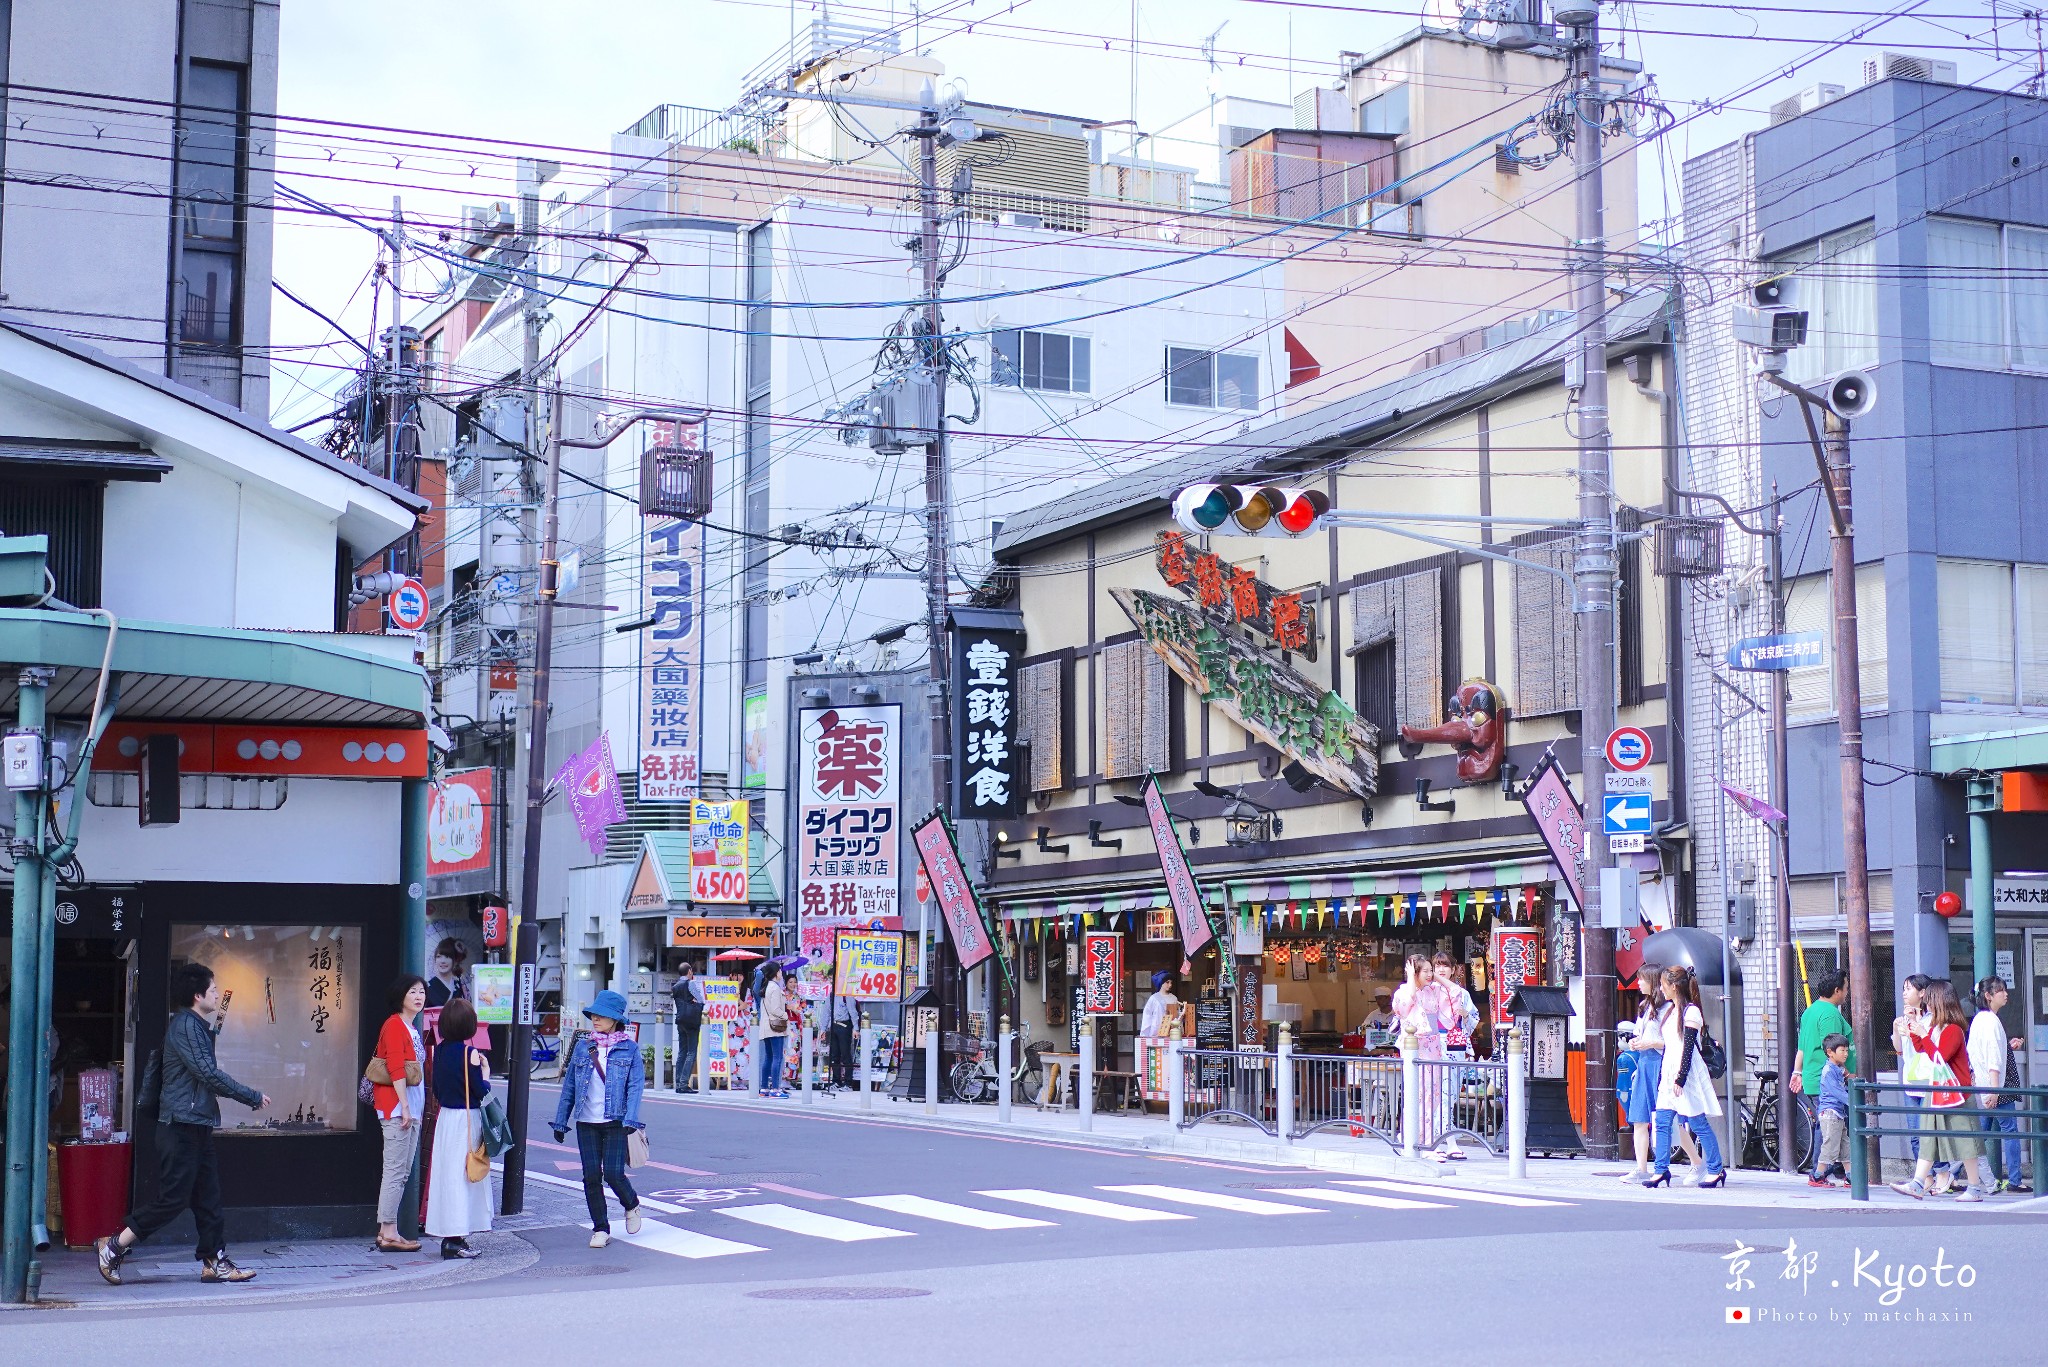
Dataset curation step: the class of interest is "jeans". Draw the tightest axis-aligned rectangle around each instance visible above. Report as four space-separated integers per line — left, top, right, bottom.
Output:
1987 1099 2026 1185
830 1022 855 1086
760 1034 788 1092
1653 1109 1724 1178
124 1122 227 1260
675 1023 701 1089
575 1121 638 1233
377 1114 421 1225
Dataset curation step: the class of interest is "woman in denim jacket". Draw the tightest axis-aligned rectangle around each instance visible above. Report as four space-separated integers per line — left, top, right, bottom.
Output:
552 990 646 1247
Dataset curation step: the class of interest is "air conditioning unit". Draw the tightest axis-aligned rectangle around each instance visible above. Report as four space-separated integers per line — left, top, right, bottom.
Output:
998 211 1044 229
1768 83 1844 127
1861 52 1957 87
1293 86 1350 132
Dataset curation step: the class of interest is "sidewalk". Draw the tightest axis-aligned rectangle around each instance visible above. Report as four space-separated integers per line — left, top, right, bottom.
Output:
648 1081 2048 1215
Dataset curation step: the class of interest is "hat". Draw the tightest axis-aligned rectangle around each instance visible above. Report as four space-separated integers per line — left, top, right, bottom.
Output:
1375 987 1393 998
1152 970 1174 990
583 989 630 1023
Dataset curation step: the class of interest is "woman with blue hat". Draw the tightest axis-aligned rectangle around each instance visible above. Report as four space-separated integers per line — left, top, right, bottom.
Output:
552 989 647 1248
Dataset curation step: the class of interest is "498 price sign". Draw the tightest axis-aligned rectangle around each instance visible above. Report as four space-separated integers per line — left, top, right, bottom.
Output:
832 930 904 1002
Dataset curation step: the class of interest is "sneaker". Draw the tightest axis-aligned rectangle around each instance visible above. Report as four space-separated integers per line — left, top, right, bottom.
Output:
589 1230 610 1248
2005 1182 2034 1195
94 1236 126 1286
200 1257 256 1283
1889 1179 1928 1200
1807 1177 1835 1189
625 1207 643 1235
1621 1170 1650 1183
1955 1185 1986 1203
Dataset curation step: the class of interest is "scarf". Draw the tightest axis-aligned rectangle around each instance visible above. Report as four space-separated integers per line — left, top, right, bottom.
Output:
587 1029 629 1082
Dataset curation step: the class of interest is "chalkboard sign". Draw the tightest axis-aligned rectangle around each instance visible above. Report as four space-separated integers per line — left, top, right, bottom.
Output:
1195 997 1233 1090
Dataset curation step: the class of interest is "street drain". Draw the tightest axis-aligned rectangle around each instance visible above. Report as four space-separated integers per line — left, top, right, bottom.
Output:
748 1286 931 1302
530 1263 631 1278
1662 1242 1786 1255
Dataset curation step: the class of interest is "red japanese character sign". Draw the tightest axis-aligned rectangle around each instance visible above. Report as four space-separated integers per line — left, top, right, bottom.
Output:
1153 532 1318 660
911 812 995 973
797 705 901 931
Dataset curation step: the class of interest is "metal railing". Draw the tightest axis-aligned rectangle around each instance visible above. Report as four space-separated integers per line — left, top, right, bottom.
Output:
1847 1080 2048 1201
1411 1057 1510 1156
1290 1052 1403 1143
1177 1048 1279 1137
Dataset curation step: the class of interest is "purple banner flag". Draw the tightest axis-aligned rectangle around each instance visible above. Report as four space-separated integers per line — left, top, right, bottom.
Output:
1720 781 1787 828
555 732 628 859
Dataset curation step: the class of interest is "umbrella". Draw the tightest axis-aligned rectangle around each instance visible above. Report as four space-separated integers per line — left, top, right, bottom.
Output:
714 949 764 961
769 952 808 970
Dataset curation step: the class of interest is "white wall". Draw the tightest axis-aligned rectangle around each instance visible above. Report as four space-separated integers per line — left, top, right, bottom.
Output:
77 777 400 884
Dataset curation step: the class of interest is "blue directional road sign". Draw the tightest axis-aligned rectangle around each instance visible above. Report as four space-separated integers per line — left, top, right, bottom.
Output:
1602 792 1653 837
1726 631 1824 672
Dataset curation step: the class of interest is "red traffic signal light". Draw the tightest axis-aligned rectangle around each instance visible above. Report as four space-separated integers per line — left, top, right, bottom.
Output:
1171 484 1329 538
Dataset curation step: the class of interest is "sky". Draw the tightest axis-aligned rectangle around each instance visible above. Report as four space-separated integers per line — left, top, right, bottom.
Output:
267 0 2036 428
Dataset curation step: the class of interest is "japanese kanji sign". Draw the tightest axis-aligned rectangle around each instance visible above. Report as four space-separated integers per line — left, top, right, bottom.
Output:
796 704 901 927
1519 753 1587 913
1155 530 1317 659
1490 926 1540 1030
1142 775 1216 959
911 809 998 974
1082 931 1124 1014
690 798 750 904
951 613 1026 820
833 931 905 1001
639 518 704 802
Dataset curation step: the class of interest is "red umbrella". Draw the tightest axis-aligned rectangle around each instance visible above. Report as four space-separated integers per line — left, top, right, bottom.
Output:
714 949 764 961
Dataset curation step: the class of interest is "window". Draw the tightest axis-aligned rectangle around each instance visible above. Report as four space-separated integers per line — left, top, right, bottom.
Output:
1164 346 1259 410
0 478 102 607
1102 639 1171 779
1512 539 1579 718
1925 216 2048 371
1018 657 1069 791
1769 223 1877 382
992 329 1091 393
1933 559 2048 708
1351 566 1446 730
1353 639 1397 741
178 64 242 242
1358 83 1410 137
1784 564 1888 720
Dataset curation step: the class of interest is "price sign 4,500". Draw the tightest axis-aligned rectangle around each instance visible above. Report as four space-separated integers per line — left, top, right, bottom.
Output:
692 867 749 903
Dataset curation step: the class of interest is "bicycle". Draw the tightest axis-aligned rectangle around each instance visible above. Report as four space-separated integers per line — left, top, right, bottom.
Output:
1736 1053 1817 1171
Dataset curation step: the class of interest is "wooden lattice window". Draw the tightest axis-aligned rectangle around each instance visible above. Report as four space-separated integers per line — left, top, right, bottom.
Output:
1019 658 1067 792
1513 536 1579 717
1102 639 1171 780
1349 567 1442 732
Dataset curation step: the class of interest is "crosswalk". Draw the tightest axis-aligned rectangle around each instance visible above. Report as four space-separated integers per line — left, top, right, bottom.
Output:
600 1180 1574 1262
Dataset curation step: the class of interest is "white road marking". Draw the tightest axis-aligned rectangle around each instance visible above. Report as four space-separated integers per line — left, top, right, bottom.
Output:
615 1219 765 1259
504 1164 688 1215
847 1194 1054 1230
718 1202 914 1242
1261 1186 1451 1211
1339 1178 1572 1208
1098 1184 1321 1216
977 1188 1193 1222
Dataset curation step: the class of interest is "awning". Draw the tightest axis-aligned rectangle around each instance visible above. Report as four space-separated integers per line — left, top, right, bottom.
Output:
1929 723 2048 775
0 437 170 481
0 608 426 726
620 829 780 918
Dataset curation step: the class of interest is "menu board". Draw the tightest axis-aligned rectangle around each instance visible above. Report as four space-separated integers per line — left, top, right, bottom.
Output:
1195 997 1233 1090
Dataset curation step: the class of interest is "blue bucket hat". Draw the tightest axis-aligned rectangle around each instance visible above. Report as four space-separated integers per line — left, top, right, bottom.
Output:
1152 970 1174 990
583 989 630 1024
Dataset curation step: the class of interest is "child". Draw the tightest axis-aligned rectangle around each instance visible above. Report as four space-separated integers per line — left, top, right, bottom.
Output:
1808 1033 1852 1188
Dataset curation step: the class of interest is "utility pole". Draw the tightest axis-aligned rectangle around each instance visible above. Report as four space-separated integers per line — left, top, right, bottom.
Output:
1767 486 1799 1174
1561 0 1619 1160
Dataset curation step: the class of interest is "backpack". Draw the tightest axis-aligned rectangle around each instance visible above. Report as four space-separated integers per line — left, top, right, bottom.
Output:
673 980 704 1028
1696 1020 1728 1080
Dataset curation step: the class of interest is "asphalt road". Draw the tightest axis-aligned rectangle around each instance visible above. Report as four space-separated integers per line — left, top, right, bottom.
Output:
11 1084 2038 1363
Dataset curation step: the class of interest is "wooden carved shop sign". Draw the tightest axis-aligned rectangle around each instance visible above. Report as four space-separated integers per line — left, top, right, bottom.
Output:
1155 532 1317 661
1112 587 1379 798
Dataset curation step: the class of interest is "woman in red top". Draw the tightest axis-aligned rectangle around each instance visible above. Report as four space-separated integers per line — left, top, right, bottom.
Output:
1888 978 1991 1201
372 974 429 1251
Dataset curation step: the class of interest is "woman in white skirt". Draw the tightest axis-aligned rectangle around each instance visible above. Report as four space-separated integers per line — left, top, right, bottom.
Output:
1641 965 1727 1189
424 997 493 1258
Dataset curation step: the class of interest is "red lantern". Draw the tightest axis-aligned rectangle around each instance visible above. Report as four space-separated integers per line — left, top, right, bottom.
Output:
1932 891 1963 919
480 904 509 948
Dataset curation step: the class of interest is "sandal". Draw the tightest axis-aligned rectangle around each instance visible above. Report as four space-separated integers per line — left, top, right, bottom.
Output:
375 1236 423 1253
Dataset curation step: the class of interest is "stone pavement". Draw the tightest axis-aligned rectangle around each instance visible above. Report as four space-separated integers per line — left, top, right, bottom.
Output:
646 1080 2048 1215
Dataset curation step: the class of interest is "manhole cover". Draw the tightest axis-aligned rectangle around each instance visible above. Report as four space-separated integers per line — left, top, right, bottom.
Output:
1662 1242 1786 1255
748 1286 931 1302
528 1263 631 1278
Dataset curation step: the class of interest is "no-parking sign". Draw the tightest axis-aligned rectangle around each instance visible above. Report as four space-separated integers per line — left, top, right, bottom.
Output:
386 577 430 631
1604 726 1652 773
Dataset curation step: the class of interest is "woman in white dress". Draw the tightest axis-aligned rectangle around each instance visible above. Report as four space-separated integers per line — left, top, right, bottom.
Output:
424 997 493 1257
1641 965 1726 1189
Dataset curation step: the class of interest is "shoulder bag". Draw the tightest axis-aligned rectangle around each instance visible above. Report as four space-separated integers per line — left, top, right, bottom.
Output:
626 1126 650 1170
462 1049 491 1183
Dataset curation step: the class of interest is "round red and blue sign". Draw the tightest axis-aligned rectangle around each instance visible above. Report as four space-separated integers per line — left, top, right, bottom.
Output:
1605 726 1652 773
386 577 430 631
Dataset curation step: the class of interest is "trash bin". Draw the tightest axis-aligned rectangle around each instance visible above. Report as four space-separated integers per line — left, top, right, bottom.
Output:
56 1139 131 1250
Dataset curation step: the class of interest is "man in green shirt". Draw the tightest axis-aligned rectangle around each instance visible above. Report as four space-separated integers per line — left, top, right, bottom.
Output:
1792 969 1854 1169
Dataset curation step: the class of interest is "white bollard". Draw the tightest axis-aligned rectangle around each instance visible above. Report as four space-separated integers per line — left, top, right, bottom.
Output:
997 1016 1013 1124
1276 1022 1295 1151
859 1013 874 1111
1167 1018 1185 1131
1399 1023 1420 1161
924 1017 941 1115
802 1017 815 1105
1079 1018 1096 1133
1507 1026 1528 1181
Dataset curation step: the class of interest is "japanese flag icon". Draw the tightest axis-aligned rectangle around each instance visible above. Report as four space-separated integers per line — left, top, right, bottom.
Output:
1724 1308 1750 1325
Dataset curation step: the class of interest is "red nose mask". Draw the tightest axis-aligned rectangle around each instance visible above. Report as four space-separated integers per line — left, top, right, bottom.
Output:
1398 678 1508 783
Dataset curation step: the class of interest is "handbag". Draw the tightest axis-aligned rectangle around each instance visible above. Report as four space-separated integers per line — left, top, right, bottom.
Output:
627 1126 650 1170
1696 1022 1728 1080
480 1094 514 1158
461 1048 491 1183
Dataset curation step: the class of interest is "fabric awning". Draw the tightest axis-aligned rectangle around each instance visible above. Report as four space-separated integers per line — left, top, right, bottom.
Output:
621 829 781 917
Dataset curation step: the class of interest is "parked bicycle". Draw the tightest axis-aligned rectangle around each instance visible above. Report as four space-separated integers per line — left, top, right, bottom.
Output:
945 1036 1054 1104
1735 1053 1817 1171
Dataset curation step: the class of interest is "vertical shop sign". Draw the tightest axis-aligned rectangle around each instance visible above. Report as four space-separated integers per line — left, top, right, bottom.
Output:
911 810 998 974
951 614 1025 819
702 977 742 1080
740 687 769 789
1237 956 1264 1049
426 767 492 879
1518 753 1587 912
796 704 901 925
639 519 704 802
689 797 751 904
1490 926 1541 1030
1082 931 1124 1014
1141 775 1216 959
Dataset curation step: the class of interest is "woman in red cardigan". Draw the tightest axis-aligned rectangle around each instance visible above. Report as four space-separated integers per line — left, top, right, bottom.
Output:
372 974 429 1251
1888 978 1991 1201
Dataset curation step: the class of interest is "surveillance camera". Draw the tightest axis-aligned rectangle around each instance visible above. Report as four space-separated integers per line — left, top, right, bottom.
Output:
1821 369 1876 420
1753 275 1800 310
1730 303 1808 352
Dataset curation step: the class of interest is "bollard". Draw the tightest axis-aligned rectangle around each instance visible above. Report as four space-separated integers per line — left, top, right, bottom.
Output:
924 1018 941 1116
1399 1023 1420 1160
1167 1016 1185 1131
801 1016 815 1106
997 1016 1013 1124
859 1012 874 1112
1276 1022 1295 1150
1506 1026 1527 1181
1079 1017 1096 1133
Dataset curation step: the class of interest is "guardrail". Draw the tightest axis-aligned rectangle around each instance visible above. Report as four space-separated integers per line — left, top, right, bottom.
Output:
1176 1048 1280 1137
1291 1052 1402 1144
1412 1057 1510 1156
1847 1079 2048 1201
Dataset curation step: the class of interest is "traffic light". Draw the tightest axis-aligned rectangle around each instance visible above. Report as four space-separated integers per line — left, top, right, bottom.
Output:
1171 484 1330 538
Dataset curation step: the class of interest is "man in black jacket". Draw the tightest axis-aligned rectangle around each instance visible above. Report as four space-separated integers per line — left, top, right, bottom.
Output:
670 962 705 1093
96 962 270 1285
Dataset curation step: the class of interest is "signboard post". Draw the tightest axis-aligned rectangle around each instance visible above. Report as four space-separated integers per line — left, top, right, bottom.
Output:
689 797 751 904
1604 726 1652 773
1518 753 1588 912
795 704 902 926
1141 775 1224 968
1726 632 1824 672
702 977 742 1085
950 611 1026 820
386 577 429 632
472 963 514 1024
